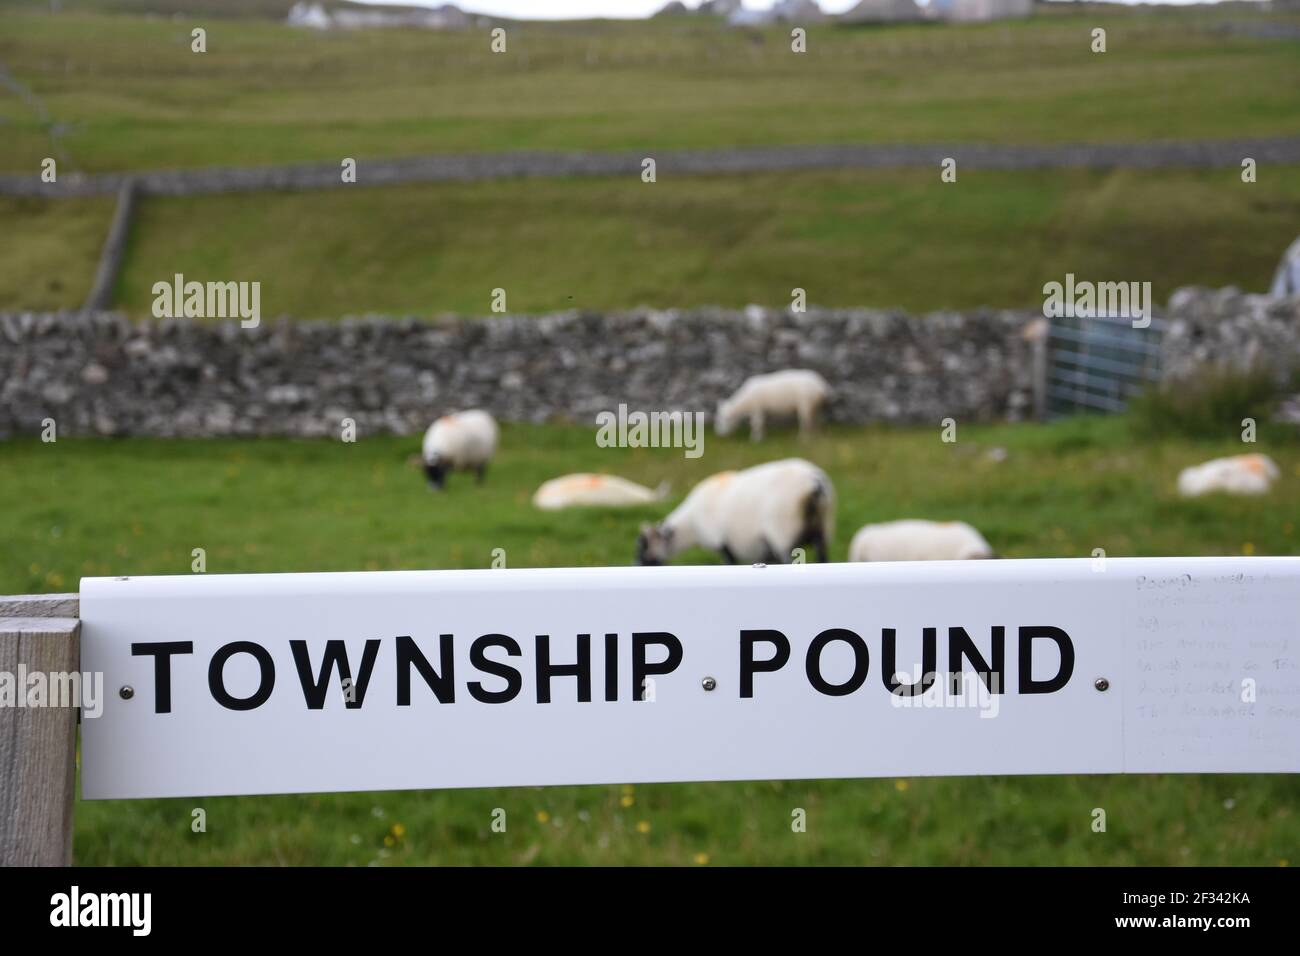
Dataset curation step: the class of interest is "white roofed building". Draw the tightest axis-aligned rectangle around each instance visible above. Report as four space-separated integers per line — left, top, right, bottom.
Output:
928 0 1032 22
288 2 472 31
840 0 926 23
726 0 825 25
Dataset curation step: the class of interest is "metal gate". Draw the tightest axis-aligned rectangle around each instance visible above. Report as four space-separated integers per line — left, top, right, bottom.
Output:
1046 313 1166 416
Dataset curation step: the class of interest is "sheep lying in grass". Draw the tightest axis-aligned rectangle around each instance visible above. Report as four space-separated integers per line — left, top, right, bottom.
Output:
849 519 996 562
533 474 668 510
636 458 834 565
1177 453 1280 497
421 410 498 489
715 369 831 440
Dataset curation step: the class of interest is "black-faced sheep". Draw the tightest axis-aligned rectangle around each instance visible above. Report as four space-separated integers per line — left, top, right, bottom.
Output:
421 410 498 489
636 458 834 565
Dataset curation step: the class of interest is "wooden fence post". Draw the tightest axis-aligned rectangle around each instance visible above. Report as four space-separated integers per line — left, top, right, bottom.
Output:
1025 317 1050 422
0 593 80 866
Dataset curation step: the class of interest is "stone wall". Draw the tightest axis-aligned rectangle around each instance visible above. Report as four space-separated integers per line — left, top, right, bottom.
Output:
1161 286 1300 382
1 288 1296 439
7 138 1300 200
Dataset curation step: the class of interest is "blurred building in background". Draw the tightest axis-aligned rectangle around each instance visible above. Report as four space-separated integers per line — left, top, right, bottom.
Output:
841 0 927 23
927 0 1034 21
288 2 473 30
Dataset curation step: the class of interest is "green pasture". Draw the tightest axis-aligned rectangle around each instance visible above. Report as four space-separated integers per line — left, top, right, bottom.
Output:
3 416 1297 864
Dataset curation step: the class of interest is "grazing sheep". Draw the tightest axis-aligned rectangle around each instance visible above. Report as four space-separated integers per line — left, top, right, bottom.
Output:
849 520 995 562
715 369 831 440
533 474 668 511
1177 453 1280 498
1270 235 1300 298
636 458 834 565
421 410 498 489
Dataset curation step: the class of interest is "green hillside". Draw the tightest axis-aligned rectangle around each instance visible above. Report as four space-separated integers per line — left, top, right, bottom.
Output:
2 9 1298 174
3 6 1298 315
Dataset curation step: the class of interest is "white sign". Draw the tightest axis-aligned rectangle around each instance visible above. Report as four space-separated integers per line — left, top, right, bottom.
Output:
80 558 1300 799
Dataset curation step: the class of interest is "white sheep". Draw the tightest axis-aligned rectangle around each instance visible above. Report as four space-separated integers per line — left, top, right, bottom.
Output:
1177 453 1280 498
848 519 996 562
636 458 834 565
1270 236 1300 297
421 409 498 489
715 369 831 440
533 474 668 511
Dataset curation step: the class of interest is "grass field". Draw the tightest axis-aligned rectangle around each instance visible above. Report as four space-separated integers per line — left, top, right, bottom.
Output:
6 164 1300 316
2 416 1298 864
111 165 1300 316
3 7 1298 316
3 9 1299 173
0 194 114 311
2 4 1298 866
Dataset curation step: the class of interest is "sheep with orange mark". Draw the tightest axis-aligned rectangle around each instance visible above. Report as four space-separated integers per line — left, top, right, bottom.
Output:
421 410 498 489
533 474 668 510
636 458 834 565
1177 453 1280 497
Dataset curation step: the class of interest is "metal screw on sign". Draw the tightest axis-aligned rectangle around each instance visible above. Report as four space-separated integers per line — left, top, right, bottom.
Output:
119 686 135 700
701 677 717 692
1094 678 1110 692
